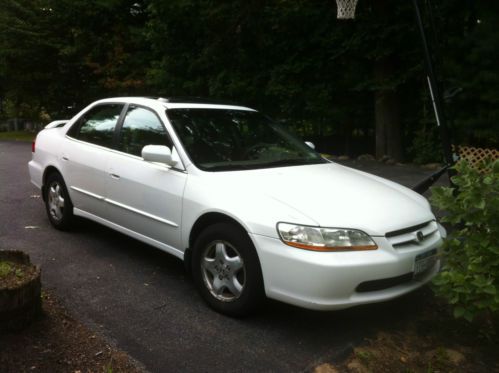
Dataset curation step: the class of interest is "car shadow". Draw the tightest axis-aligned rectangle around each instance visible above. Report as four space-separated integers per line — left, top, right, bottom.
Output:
72 213 432 322
67 215 436 369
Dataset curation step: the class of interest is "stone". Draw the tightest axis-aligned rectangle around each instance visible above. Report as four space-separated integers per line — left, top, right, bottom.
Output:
314 363 340 373
422 163 442 170
445 349 465 365
357 154 375 161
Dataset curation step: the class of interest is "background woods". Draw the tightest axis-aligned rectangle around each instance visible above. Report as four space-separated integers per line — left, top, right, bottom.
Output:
0 0 497 162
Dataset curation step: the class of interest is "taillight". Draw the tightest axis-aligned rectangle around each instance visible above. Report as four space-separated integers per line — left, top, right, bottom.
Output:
32 139 36 153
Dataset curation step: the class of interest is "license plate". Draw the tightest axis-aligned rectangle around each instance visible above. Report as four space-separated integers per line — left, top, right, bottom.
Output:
414 248 437 277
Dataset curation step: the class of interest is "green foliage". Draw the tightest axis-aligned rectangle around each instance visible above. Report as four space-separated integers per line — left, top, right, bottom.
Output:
355 349 374 366
441 2 499 148
103 362 113 373
408 127 443 165
0 0 497 156
0 131 36 142
0 0 150 120
430 159 499 322
0 261 13 278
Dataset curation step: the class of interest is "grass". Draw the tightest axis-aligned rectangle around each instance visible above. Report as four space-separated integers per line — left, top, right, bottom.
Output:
15 268 25 278
0 131 37 142
355 349 374 366
0 261 13 278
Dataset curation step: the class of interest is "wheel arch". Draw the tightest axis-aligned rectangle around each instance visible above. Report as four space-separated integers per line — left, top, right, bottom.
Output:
41 166 65 201
184 212 257 273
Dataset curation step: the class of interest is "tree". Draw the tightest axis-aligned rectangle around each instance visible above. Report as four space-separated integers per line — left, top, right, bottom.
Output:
0 0 151 121
0 0 496 159
0 0 59 122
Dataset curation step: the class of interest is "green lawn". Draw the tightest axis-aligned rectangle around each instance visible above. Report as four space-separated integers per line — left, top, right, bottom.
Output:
0 131 37 142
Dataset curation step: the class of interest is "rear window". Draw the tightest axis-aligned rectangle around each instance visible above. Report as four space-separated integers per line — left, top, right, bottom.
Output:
67 104 124 148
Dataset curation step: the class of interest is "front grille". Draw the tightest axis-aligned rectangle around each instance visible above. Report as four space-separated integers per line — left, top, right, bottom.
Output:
356 273 414 292
386 220 438 249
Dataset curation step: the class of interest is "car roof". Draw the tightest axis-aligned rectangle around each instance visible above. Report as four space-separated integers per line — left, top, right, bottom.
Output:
94 97 255 111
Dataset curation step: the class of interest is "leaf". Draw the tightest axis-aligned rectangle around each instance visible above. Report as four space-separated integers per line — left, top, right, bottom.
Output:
453 306 465 318
483 285 497 295
483 176 493 185
475 199 486 209
463 310 474 322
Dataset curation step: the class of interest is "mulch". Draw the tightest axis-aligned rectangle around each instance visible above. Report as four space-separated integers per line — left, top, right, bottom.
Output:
0 290 145 373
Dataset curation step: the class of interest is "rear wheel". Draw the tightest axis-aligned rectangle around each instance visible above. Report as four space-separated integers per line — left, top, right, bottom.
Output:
44 173 74 230
192 223 265 316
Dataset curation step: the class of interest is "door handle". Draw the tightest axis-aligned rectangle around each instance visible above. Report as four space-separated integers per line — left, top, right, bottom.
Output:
62 156 69 161
110 173 120 180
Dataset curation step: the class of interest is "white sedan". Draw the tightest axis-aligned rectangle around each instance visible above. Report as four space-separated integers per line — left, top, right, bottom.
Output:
29 97 445 316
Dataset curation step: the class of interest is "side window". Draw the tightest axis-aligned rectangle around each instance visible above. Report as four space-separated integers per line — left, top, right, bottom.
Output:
68 104 123 148
118 106 172 156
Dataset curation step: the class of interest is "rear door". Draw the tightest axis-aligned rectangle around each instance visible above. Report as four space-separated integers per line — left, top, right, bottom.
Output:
105 105 187 252
63 103 124 218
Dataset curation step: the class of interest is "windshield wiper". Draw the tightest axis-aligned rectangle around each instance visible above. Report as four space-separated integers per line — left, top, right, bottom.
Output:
257 158 325 168
203 158 325 171
202 164 253 171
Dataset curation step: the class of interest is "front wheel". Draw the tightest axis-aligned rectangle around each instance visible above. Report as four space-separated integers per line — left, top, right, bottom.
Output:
44 172 74 230
192 223 265 316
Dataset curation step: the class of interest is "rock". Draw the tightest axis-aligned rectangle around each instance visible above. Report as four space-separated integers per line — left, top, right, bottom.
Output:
346 359 368 373
445 349 465 365
321 153 336 160
378 155 397 165
422 162 442 170
314 363 339 373
357 154 375 161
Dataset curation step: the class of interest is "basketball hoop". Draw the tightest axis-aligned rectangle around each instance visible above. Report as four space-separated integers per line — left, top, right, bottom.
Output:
336 0 359 19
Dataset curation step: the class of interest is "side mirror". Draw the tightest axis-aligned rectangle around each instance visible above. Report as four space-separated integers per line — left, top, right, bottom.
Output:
142 145 177 166
305 141 315 150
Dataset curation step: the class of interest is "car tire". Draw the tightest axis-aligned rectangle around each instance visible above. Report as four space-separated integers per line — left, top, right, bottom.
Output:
192 222 265 317
44 172 74 230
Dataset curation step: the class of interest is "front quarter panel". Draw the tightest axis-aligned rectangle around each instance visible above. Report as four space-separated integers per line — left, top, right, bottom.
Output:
181 172 318 249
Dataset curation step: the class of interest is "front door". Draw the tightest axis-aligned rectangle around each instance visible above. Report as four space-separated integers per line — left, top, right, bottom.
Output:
105 105 186 253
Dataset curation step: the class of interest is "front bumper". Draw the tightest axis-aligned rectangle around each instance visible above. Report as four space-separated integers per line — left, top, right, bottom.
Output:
249 227 443 311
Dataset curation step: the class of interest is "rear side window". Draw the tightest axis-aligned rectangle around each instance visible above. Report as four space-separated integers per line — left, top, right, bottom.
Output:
68 104 123 148
118 106 172 156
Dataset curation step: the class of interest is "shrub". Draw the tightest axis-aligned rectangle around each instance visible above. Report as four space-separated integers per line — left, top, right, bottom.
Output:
430 158 499 322
408 127 443 165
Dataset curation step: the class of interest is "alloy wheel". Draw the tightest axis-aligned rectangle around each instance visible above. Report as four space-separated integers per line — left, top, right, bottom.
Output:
47 182 65 221
201 240 246 302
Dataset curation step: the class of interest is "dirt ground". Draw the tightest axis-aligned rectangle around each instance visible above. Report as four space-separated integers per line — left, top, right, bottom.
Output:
2 288 496 373
314 292 499 373
0 290 145 373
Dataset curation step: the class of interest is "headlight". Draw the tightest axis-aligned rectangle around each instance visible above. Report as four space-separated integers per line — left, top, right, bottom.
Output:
277 223 378 251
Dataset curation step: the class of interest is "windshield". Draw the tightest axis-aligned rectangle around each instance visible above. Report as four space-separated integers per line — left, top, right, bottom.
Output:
166 108 327 171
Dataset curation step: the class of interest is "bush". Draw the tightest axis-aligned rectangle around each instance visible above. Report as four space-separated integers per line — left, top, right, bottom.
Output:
408 127 443 165
430 158 499 322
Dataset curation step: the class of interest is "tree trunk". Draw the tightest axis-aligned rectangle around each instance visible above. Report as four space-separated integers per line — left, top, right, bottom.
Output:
14 98 21 132
374 56 403 161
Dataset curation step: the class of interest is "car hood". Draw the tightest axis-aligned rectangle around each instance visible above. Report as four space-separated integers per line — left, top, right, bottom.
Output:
208 162 435 236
